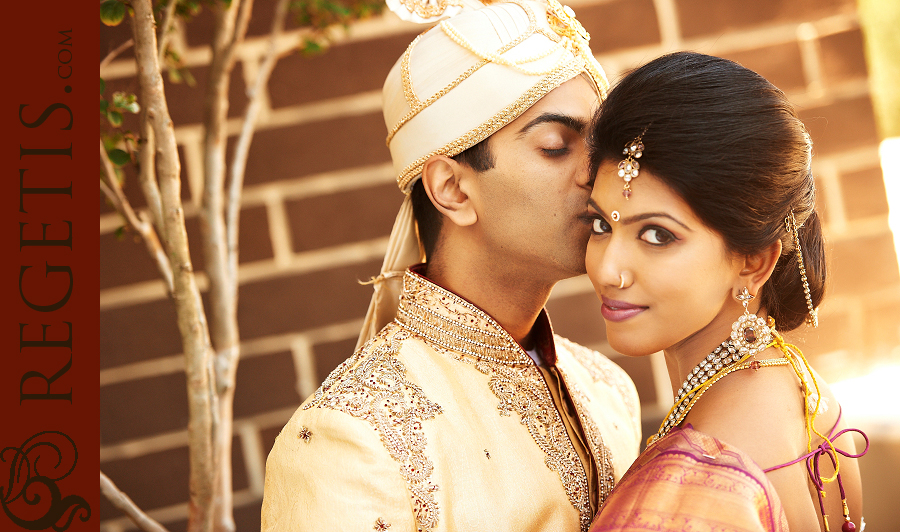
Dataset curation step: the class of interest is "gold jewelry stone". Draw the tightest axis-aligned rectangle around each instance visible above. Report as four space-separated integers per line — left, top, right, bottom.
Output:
618 133 645 199
732 287 773 354
649 343 789 446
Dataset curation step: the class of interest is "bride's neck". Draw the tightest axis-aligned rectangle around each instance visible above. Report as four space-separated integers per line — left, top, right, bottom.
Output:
662 313 748 399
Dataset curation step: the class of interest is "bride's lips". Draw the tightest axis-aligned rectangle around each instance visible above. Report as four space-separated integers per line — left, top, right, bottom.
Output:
600 296 647 322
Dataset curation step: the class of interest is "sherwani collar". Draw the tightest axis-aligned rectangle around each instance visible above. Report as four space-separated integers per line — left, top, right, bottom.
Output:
395 264 558 367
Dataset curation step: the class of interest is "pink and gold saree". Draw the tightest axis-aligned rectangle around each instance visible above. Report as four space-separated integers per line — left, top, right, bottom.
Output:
590 426 789 532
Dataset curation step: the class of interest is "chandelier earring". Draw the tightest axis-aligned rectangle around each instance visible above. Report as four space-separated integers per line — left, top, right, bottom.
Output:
731 288 773 360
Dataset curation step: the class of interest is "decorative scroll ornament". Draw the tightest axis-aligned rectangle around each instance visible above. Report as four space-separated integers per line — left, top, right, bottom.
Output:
0 431 91 531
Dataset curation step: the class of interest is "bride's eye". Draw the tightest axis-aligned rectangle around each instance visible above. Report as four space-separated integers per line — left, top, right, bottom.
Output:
639 226 676 246
591 217 611 235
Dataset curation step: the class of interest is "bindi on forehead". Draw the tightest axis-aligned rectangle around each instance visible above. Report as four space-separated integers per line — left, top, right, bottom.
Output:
587 198 692 231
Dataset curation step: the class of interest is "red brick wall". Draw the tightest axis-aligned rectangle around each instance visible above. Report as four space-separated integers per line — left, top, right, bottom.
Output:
99 0 899 530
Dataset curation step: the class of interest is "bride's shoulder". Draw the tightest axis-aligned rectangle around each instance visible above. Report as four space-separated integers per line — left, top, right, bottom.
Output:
685 354 822 466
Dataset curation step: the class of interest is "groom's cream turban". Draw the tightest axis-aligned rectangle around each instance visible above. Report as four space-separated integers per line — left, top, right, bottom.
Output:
357 0 608 349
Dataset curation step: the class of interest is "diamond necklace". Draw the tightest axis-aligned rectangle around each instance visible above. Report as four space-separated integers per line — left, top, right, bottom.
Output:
648 338 789 446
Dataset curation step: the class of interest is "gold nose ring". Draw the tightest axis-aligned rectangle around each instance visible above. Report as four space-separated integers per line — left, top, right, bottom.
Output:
619 273 626 289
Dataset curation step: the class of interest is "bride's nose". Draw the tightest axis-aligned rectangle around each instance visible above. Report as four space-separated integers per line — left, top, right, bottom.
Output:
586 235 630 290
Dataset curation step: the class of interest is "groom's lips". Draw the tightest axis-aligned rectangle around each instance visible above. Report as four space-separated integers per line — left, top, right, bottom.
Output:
600 296 647 322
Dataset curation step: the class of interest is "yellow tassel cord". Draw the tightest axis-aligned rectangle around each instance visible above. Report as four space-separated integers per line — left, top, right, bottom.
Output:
651 317 843 491
649 349 790 446
768 317 841 486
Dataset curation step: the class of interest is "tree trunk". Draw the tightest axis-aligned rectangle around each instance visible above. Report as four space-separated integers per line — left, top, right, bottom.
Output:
200 2 254 530
130 2 218 532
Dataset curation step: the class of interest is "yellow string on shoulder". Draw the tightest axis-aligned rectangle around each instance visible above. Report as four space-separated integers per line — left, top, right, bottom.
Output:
768 318 840 485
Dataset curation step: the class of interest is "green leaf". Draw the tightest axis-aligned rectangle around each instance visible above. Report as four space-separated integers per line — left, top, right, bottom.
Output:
181 68 196 86
100 78 106 95
174 0 203 20
107 110 123 126
112 92 141 114
115 226 126 240
102 134 122 152
100 99 109 113
167 67 197 87
167 68 183 84
107 148 130 166
100 0 126 26
300 39 325 56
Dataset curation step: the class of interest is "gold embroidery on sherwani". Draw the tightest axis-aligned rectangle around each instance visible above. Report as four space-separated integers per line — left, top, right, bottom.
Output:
304 324 443 532
557 369 616 506
396 273 532 365
556 335 639 428
395 270 593 531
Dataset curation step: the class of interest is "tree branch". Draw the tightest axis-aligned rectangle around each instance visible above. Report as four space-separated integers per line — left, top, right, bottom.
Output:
200 3 254 532
145 1 175 237
201 0 250 360
99 138 174 295
101 471 171 532
138 112 165 236
227 0 290 287
157 0 179 62
130 2 219 532
100 38 134 71
233 0 254 52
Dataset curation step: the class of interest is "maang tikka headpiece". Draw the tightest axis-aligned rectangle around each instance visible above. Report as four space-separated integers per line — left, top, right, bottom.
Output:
618 129 647 199
786 210 819 327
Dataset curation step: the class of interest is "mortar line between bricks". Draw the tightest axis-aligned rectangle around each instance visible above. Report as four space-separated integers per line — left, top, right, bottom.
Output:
652 0 682 49
99 488 260 532
100 163 396 235
99 237 388 309
101 408 299 462
100 319 363 387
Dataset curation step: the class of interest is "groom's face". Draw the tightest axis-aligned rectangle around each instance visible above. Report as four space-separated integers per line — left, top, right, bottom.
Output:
466 75 599 280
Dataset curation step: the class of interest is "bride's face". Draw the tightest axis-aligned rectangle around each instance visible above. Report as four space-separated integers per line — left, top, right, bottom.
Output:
585 163 744 357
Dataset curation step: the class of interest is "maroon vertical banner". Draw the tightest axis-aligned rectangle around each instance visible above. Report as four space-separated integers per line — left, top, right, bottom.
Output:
1 2 98 532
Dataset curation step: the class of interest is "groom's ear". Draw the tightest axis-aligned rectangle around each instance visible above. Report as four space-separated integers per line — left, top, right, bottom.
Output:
421 155 477 228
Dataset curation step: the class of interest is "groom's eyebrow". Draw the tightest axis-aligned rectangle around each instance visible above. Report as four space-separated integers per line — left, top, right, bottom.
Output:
516 113 587 138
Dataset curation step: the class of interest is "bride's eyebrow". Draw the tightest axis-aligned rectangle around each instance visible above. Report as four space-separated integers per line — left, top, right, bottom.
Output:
587 198 692 231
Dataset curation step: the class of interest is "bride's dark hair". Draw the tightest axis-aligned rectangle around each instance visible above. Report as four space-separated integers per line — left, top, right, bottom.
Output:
589 51 824 332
